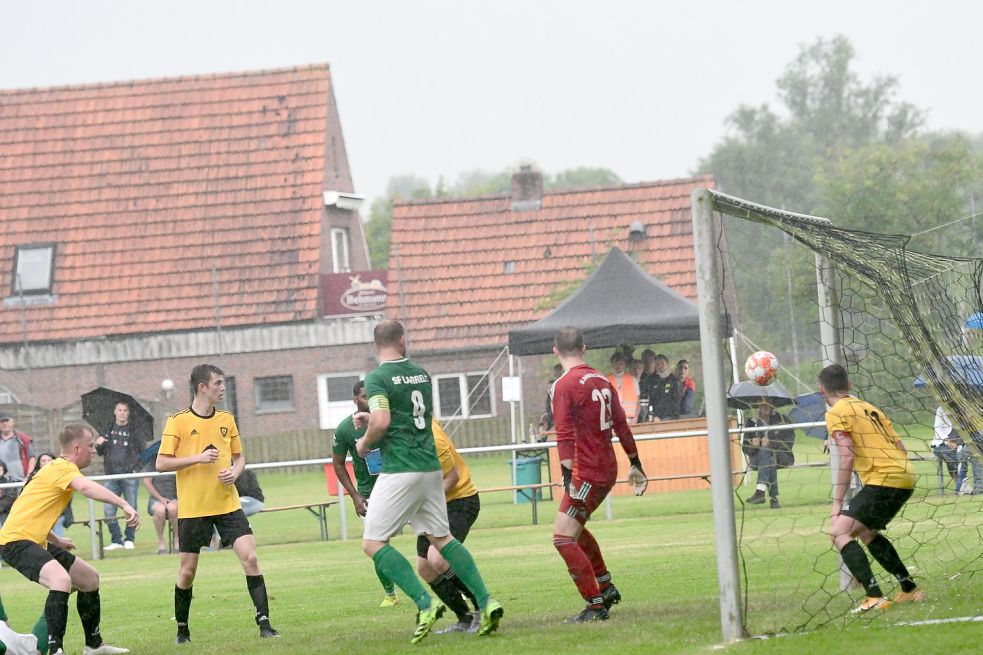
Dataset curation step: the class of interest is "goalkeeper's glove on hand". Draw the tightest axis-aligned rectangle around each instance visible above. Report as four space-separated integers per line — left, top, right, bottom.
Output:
562 465 574 497
627 455 647 496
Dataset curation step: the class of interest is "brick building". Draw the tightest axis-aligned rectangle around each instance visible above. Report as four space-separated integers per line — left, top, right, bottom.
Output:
0 65 379 457
387 164 714 447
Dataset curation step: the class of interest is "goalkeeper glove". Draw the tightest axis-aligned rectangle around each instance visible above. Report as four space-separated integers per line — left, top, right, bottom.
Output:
561 465 574 496
627 455 647 496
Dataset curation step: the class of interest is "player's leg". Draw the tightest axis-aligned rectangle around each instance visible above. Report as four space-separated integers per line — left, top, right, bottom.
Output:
830 500 887 610
216 509 278 639
439 495 481 616
31 548 73 655
102 479 124 549
416 536 470 629
553 480 608 621
857 488 921 602
66 555 127 653
174 516 210 644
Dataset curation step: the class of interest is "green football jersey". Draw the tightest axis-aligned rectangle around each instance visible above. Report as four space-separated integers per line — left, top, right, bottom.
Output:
364 358 440 474
331 414 377 497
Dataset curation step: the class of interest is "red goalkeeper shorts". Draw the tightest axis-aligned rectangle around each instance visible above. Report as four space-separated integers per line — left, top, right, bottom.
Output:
558 479 613 525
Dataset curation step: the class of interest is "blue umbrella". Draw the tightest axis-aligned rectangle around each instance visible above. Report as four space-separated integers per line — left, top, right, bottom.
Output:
790 392 828 439
913 355 983 389
139 440 161 465
964 313 983 330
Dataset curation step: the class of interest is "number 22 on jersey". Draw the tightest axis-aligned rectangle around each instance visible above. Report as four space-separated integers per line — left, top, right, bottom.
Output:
592 387 613 430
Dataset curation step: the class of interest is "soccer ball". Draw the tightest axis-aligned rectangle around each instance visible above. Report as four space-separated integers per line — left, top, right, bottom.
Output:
745 351 779 386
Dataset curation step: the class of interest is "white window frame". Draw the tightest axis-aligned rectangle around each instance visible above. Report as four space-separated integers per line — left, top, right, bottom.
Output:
331 227 351 273
13 244 55 294
253 375 295 413
433 371 495 420
317 371 364 430
0 385 19 405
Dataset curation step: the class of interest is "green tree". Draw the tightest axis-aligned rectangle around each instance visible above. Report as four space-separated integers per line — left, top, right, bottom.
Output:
364 175 431 269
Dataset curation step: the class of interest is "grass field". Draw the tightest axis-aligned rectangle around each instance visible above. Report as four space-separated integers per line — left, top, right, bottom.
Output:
2 443 982 654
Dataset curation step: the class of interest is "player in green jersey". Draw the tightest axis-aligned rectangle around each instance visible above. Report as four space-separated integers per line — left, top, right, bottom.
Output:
355 320 504 643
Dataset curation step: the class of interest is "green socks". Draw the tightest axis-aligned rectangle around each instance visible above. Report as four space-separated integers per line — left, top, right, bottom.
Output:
373 545 431 610
33 614 49 655
439 539 491 609
374 561 396 595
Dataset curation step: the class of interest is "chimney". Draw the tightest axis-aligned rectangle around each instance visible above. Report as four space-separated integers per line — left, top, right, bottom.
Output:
511 161 543 211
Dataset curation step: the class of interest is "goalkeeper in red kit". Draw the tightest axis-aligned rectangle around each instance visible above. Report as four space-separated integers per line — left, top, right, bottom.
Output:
550 327 649 622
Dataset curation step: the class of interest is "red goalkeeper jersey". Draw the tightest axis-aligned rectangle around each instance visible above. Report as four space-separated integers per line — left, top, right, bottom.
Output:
551 363 639 485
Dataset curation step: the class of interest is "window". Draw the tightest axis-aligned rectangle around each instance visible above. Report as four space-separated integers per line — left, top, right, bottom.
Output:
13 244 55 294
433 372 495 419
331 228 350 273
254 375 294 412
0 385 18 405
316 372 363 429
503 261 515 274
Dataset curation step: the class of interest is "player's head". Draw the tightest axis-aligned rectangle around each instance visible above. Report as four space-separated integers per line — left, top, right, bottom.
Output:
190 363 225 405
60 423 96 469
610 352 626 373
114 401 130 425
818 364 850 400
374 319 406 355
554 327 585 358
353 379 368 413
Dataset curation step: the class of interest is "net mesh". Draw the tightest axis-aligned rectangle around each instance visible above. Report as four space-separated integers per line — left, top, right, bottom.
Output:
709 190 983 633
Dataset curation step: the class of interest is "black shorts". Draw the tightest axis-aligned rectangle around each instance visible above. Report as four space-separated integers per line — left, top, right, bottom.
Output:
178 509 253 553
416 494 481 558
843 485 913 531
0 540 77 583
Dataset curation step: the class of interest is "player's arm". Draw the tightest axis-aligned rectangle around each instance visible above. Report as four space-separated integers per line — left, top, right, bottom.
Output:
156 448 217 472
47 531 75 551
218 452 244 486
831 430 855 514
610 385 647 495
71 476 140 528
356 391 391 455
552 383 576 491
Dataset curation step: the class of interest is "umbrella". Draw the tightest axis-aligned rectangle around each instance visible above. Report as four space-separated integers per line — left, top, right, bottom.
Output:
913 355 983 390
789 392 828 439
964 313 983 330
139 440 162 465
81 387 154 444
727 380 794 410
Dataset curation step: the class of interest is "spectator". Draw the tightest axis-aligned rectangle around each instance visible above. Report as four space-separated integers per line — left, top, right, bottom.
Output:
29 452 75 537
0 414 35 484
0 460 12 527
935 406 983 495
606 352 640 421
642 354 682 421
637 350 657 421
539 363 564 433
143 453 178 555
630 359 644 380
95 401 144 550
742 402 795 509
676 360 697 417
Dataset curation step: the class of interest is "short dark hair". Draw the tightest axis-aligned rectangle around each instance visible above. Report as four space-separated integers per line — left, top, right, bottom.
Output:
353 379 365 396
374 320 404 348
554 327 584 356
610 352 626 364
654 354 669 364
191 364 224 394
59 423 92 449
819 364 849 393
115 401 130 410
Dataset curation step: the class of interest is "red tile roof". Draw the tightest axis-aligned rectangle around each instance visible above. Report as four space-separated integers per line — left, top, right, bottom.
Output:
388 176 714 353
0 64 335 344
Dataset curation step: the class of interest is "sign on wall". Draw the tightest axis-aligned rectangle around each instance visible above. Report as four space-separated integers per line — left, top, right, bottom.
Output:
321 271 389 317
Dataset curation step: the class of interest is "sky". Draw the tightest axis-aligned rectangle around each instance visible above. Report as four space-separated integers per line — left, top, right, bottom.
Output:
1 1 979 207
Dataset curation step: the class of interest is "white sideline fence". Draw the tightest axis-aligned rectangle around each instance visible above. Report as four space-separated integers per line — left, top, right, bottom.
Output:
2 420 842 561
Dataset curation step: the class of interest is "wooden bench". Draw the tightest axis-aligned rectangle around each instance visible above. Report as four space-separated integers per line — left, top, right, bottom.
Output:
257 501 338 541
79 516 173 559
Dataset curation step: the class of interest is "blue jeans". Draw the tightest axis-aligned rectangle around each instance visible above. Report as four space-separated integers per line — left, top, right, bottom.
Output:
752 448 778 498
103 477 139 543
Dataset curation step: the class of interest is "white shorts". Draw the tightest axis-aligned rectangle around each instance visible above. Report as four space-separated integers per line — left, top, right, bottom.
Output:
362 470 450 541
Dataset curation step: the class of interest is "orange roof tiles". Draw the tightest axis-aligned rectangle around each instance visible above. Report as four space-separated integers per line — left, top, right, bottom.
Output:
0 65 334 344
388 176 714 353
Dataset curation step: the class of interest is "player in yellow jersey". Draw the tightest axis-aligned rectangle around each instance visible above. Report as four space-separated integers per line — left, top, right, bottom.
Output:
415 420 483 634
0 424 137 655
819 364 923 613
156 364 279 645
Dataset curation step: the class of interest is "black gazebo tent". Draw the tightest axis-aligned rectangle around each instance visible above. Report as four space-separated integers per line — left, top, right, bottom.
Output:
508 247 719 355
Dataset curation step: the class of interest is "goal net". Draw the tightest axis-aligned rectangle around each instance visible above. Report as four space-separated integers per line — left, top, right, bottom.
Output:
696 189 983 635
